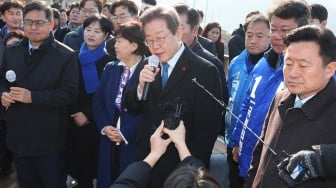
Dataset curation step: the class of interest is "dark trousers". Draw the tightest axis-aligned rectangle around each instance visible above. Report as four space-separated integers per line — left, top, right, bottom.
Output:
13 152 66 188
111 144 121 182
227 147 244 188
0 120 12 174
66 122 98 188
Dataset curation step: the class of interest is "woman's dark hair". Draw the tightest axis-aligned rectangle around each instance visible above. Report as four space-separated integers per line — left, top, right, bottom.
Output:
201 22 223 48
4 30 24 46
83 15 112 37
164 166 220 188
114 21 147 55
201 22 222 44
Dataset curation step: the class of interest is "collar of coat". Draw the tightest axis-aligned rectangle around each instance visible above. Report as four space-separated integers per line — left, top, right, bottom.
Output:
18 33 55 51
278 78 336 120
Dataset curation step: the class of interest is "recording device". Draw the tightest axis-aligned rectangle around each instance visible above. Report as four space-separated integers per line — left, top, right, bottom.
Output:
162 97 186 130
141 55 160 101
5 70 16 87
290 164 305 180
191 77 305 186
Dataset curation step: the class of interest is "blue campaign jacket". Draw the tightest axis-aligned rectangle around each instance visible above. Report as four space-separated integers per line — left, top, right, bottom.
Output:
225 49 255 148
230 48 285 177
92 59 145 188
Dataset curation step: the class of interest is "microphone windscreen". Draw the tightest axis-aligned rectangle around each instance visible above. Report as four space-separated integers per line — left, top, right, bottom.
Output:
148 55 160 67
5 70 16 83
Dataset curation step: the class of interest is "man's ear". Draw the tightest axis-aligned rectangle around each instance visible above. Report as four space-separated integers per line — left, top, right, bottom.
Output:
326 61 336 77
49 20 55 31
321 20 327 28
192 25 199 35
176 26 183 40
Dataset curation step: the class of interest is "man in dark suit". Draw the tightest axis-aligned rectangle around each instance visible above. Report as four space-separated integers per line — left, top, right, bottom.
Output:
0 2 78 187
0 32 11 179
124 6 223 188
105 0 139 59
198 35 216 55
174 3 229 104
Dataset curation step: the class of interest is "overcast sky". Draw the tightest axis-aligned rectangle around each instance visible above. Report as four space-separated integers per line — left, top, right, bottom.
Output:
135 0 336 33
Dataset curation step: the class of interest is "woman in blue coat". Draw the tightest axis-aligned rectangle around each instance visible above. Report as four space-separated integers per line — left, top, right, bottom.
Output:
68 15 114 188
92 21 147 188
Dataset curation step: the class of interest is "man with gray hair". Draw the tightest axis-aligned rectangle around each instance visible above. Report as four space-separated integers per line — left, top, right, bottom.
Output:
125 6 223 188
248 25 336 188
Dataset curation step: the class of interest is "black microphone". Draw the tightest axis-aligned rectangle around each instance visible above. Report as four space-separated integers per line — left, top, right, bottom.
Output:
141 55 160 101
5 70 16 87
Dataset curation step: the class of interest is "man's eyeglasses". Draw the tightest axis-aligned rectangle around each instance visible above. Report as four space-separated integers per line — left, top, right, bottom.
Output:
111 15 131 22
23 19 49 27
80 8 98 14
144 36 168 47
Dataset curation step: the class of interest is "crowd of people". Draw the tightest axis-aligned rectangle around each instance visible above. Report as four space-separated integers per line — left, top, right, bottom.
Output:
0 0 335 188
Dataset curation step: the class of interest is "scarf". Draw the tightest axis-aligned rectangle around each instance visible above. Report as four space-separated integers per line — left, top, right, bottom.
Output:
78 41 107 94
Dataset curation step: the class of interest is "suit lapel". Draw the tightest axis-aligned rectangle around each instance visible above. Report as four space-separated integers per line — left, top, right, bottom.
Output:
158 48 191 99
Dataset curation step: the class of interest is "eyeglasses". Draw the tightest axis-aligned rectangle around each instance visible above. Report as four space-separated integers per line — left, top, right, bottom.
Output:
111 15 131 22
80 8 98 14
144 36 168 47
23 19 49 27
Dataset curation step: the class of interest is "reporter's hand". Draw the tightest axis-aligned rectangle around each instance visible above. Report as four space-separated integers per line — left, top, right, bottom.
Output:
277 150 319 186
163 120 185 145
138 64 160 93
150 121 171 157
70 112 90 127
163 121 191 161
144 122 171 168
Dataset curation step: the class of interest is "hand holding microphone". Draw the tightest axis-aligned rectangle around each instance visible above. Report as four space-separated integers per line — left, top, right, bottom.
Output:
2 70 17 107
140 55 160 101
5 70 32 104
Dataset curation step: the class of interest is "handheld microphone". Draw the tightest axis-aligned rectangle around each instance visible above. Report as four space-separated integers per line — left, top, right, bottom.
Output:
141 55 160 101
5 70 16 87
